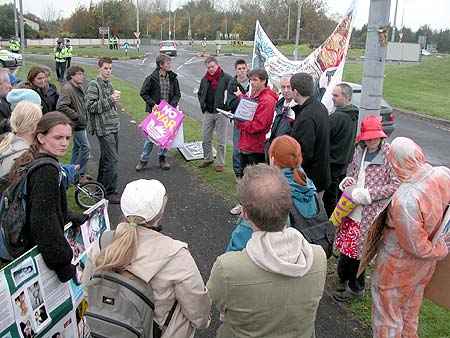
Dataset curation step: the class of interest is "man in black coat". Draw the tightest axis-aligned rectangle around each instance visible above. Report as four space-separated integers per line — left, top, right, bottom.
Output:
290 72 331 197
136 54 181 171
323 83 359 216
0 69 12 134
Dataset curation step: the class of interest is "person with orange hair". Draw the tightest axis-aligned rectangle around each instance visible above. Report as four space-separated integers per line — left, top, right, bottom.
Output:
225 135 318 251
371 137 450 338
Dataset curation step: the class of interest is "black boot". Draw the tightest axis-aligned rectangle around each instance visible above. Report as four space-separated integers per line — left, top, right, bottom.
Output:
159 156 170 170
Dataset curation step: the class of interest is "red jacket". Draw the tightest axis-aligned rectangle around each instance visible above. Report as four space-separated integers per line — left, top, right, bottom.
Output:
236 87 278 154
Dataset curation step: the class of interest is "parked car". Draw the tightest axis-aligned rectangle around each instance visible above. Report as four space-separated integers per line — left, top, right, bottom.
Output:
344 82 396 136
159 40 177 56
0 49 22 68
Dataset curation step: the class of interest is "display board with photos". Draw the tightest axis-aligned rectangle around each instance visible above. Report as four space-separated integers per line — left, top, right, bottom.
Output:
0 199 110 338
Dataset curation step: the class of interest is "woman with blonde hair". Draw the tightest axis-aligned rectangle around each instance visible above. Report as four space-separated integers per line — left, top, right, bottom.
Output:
0 101 42 189
86 179 210 338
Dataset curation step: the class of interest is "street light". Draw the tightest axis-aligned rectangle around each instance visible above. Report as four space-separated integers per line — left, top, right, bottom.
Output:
294 0 303 60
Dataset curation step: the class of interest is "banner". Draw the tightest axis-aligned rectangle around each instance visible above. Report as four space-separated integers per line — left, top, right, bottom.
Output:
0 199 110 338
252 0 357 112
139 101 185 149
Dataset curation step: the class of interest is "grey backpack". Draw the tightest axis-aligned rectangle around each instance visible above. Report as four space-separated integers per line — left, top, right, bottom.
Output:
85 231 177 338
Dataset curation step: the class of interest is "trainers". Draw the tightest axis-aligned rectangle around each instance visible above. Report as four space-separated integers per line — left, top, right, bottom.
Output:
106 192 121 204
135 160 148 171
333 282 364 302
230 204 242 215
215 164 224 172
198 160 214 168
159 156 170 170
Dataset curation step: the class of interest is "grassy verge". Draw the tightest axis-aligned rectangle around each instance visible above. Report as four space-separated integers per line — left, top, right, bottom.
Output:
24 46 144 60
343 55 450 120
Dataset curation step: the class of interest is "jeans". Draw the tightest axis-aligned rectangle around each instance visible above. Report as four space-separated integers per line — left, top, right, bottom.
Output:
232 124 241 177
97 132 119 195
55 61 66 81
202 113 228 165
71 129 90 175
140 139 167 162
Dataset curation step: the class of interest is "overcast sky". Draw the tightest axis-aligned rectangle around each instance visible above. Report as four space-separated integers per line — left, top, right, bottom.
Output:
6 0 450 31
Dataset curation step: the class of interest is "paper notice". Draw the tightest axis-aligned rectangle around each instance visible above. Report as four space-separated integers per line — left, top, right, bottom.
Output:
0 272 15 332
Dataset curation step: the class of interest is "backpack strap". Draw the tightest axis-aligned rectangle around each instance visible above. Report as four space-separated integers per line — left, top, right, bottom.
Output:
0 148 28 162
163 300 178 329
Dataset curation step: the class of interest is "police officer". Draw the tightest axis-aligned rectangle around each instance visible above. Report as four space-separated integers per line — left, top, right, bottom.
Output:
54 40 66 82
65 39 73 69
8 38 20 53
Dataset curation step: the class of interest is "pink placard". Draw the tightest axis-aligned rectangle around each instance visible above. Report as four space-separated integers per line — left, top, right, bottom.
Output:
138 100 184 149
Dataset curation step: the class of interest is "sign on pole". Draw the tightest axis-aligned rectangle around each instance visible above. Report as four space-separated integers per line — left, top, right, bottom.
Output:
99 27 109 35
134 31 141 39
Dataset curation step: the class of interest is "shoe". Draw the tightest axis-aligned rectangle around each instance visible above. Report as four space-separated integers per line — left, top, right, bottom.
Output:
215 164 224 172
159 156 170 170
336 280 346 293
333 282 364 302
198 160 214 168
230 204 242 215
106 192 121 204
135 160 148 171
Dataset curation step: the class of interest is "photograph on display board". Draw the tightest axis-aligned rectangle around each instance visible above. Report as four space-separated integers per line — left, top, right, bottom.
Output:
64 225 86 264
46 312 77 338
27 281 44 311
14 292 30 319
18 319 34 338
11 258 37 288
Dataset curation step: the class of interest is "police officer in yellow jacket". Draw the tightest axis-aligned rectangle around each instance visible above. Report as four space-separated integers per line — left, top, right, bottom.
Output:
54 40 66 82
65 39 73 69
9 38 20 53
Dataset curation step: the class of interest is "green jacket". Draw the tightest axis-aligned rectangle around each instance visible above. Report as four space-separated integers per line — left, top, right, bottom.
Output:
65 45 73 58
54 47 66 62
207 244 326 338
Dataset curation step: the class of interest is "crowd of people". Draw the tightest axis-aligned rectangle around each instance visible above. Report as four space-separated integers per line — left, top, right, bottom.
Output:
0 51 449 338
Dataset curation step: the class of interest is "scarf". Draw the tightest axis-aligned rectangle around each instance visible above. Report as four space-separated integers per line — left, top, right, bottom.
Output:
205 66 223 90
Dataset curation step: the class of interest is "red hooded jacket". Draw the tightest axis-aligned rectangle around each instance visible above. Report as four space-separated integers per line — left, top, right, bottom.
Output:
236 87 278 154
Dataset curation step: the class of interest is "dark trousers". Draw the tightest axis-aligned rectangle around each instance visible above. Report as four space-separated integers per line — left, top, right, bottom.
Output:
55 62 66 81
238 152 265 178
323 164 346 217
97 132 119 195
66 57 72 69
337 253 365 292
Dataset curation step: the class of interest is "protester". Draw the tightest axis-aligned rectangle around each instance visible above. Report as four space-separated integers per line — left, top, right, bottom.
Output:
323 83 359 216
6 89 41 110
136 54 181 171
208 164 326 338
0 69 12 134
264 74 297 158
290 72 330 197
333 115 399 302
86 57 121 203
371 137 450 338
54 40 66 82
0 102 42 190
235 69 277 175
197 56 232 172
86 179 211 337
227 59 250 177
40 65 59 112
5 112 85 281
57 66 91 179
226 135 317 252
21 66 53 114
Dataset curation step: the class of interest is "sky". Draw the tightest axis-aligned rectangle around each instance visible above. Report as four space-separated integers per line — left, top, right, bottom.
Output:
4 0 450 31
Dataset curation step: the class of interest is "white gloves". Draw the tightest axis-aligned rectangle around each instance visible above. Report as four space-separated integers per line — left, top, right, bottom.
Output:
339 177 356 191
351 188 372 205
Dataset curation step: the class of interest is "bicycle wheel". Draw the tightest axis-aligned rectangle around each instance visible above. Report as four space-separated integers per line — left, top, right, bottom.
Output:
75 181 106 209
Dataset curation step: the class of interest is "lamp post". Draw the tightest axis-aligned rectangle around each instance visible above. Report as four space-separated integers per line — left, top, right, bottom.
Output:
294 0 303 60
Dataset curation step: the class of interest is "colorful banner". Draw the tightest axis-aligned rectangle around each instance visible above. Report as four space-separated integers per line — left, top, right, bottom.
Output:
252 0 357 112
0 200 110 338
139 101 185 149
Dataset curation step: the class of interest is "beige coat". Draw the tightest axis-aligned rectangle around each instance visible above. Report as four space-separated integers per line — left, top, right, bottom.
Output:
87 226 211 338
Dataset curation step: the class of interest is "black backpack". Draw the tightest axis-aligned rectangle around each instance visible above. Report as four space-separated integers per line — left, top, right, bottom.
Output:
289 195 336 258
0 157 60 259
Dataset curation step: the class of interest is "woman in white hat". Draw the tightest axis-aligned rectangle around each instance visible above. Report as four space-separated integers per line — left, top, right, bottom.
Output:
87 179 211 338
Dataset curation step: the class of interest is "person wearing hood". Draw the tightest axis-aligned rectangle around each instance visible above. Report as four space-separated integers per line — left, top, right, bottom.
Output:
197 56 232 172
208 164 326 338
323 83 359 217
371 137 450 338
0 69 13 134
225 135 318 252
235 68 278 176
86 179 211 338
333 115 400 302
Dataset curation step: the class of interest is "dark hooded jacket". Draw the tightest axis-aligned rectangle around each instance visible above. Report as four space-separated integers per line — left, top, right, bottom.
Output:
140 68 181 112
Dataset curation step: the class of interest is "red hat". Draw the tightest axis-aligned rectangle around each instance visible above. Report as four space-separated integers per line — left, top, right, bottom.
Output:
356 115 387 142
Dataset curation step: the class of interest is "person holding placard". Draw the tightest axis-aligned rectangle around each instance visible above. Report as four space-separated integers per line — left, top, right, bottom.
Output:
371 137 450 338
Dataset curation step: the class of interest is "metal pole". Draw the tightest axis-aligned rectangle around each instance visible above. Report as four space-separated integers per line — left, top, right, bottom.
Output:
359 0 392 125
188 14 191 40
18 0 25 51
391 0 398 42
160 23 163 41
294 0 302 60
168 0 171 40
173 11 176 40
102 1 104 27
13 0 19 38
136 0 140 35
287 6 290 41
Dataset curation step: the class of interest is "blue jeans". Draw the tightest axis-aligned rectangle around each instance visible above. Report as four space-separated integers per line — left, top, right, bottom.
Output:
140 139 167 162
232 125 241 177
71 130 90 175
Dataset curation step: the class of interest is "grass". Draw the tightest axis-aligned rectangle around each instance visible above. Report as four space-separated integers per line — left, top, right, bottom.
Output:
343 55 450 120
24 46 144 60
